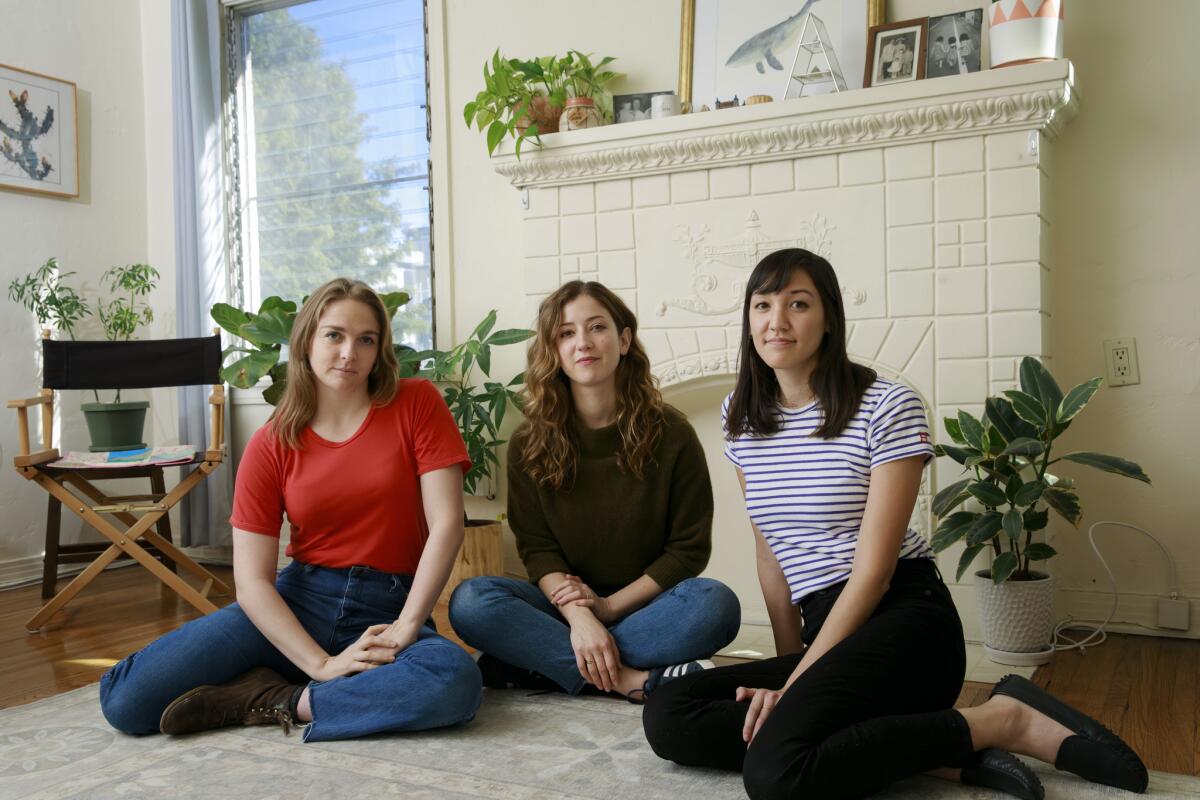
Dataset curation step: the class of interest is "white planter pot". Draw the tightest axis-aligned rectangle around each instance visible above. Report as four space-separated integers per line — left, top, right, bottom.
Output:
974 569 1054 665
989 0 1065 69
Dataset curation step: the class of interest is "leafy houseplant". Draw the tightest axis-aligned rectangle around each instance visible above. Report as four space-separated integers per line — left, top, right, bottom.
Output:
8 258 162 451
557 51 622 132
464 50 621 157
395 310 534 496
211 291 411 406
930 356 1150 661
212 298 532 496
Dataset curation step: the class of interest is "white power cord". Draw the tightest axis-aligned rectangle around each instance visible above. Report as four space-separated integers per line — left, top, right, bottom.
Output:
1052 520 1179 654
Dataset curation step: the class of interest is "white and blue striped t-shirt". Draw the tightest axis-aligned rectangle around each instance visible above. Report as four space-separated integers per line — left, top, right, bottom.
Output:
722 377 935 604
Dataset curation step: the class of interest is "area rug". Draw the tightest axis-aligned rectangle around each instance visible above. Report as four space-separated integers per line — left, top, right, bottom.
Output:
1 686 1196 799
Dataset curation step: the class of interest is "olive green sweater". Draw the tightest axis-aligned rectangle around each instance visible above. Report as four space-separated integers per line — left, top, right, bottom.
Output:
507 406 714 593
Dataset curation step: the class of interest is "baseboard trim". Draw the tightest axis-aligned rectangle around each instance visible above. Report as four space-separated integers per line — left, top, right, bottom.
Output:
0 547 235 592
1056 587 1199 639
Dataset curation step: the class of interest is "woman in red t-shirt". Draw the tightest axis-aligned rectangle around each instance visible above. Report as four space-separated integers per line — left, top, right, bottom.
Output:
99 278 481 742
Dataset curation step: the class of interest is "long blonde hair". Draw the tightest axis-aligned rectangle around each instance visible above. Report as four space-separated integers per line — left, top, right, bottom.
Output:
270 278 399 449
515 281 664 489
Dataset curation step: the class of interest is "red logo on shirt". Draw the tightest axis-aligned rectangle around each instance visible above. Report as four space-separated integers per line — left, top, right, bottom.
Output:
918 432 930 443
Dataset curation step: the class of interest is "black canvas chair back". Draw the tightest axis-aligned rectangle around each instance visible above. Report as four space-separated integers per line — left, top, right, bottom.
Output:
42 335 221 390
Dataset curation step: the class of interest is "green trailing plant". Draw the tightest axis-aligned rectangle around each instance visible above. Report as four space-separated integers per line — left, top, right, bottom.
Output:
562 50 621 100
931 356 1150 584
464 50 621 157
211 291 411 406
396 310 533 496
464 50 542 158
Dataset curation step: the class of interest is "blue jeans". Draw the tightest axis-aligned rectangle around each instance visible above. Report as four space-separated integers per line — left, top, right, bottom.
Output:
449 576 741 694
99 561 482 742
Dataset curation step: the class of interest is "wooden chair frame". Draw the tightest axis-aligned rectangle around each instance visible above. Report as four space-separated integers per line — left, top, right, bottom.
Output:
10 346 233 631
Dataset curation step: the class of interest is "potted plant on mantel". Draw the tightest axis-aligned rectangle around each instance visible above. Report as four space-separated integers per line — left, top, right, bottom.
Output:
213 296 533 600
558 50 622 132
9 258 161 451
931 356 1150 665
464 50 621 157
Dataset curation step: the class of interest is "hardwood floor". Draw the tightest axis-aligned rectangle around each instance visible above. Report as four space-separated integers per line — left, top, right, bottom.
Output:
3 565 1197 776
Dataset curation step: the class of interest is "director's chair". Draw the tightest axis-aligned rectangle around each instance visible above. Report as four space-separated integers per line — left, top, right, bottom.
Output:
10 332 233 631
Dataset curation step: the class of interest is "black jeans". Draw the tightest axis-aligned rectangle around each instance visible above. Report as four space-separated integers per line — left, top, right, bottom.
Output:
642 558 972 800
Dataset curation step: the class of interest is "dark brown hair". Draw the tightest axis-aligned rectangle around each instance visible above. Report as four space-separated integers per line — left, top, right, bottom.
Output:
725 248 875 440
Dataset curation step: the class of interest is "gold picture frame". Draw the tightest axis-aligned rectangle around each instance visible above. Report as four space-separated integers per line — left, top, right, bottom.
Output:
678 0 885 108
0 62 79 199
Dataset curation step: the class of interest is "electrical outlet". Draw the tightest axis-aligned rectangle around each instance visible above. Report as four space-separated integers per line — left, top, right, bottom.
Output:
1157 597 1190 631
1103 337 1140 386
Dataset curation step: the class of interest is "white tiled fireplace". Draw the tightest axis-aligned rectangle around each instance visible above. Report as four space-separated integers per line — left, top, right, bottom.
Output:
493 61 1077 633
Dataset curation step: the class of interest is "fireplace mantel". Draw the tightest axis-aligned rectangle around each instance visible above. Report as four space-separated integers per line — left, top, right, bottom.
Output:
493 60 1075 188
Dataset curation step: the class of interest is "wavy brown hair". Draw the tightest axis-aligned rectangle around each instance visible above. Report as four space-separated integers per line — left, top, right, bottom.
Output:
270 278 399 449
726 248 876 440
515 281 664 490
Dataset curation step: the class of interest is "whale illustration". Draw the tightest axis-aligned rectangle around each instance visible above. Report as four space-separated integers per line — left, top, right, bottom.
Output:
725 0 820 74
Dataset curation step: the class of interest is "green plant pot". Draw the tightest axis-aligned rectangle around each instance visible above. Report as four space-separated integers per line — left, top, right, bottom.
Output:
81 401 149 452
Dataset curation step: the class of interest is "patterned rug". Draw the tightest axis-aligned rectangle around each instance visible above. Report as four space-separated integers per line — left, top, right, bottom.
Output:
1 685 1197 799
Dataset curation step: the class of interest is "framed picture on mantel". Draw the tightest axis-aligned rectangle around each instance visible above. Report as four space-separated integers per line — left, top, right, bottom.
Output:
0 63 79 199
678 0 884 111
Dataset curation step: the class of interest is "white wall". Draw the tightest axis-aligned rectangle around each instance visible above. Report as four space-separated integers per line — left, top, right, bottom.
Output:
0 0 177 576
439 1 1200 633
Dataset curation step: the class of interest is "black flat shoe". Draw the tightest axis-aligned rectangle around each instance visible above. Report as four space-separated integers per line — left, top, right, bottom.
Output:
961 748 1044 800
990 674 1148 794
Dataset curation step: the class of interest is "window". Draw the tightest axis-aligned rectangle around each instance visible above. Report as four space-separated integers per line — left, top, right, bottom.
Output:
225 0 432 349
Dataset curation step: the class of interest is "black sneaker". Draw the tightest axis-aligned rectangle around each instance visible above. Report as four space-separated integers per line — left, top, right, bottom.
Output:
475 653 559 691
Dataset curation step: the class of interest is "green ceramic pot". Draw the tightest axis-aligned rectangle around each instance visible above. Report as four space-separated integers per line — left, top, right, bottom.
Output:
81 401 149 452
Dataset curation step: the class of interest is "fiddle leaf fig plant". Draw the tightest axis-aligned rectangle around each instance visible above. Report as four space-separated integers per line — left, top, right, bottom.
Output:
396 310 534 496
931 357 1151 584
212 291 411 406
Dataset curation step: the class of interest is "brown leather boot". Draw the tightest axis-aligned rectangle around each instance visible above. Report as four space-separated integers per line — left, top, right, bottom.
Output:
159 667 300 736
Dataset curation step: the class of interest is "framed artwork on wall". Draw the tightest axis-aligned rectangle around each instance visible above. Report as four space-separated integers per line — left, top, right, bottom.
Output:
865 17 929 87
678 0 885 110
0 63 78 199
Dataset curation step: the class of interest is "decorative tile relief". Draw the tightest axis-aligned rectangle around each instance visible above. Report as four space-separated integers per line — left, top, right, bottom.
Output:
935 137 984 175
990 262 1045 311
961 221 985 243
750 161 794 195
710 165 751 198
598 251 636 289
885 142 933 180
987 130 1041 171
988 215 1041 263
888 271 934 317
937 316 988 358
595 179 632 211
936 269 987 315
524 187 558 218
839 150 884 185
559 184 595 215
795 154 838 190
961 244 986 266
559 215 596 254
670 171 709 203
990 311 1046 357
596 212 634 251
888 180 933 226
937 245 960 268
632 175 670 207
988 167 1040 217
936 223 960 245
523 218 559 257
887 225 934 270
936 173 985 221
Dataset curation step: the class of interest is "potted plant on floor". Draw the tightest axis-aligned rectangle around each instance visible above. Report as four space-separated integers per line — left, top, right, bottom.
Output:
8 258 162 451
397 310 534 600
930 356 1150 665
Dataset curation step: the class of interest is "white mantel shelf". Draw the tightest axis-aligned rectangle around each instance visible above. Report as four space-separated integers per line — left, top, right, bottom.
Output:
493 60 1076 188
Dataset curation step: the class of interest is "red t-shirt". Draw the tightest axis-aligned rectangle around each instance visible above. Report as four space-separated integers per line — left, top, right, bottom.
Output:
230 379 470 574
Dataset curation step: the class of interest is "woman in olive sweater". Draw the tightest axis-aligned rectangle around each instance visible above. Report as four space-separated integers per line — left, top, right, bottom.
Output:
449 281 741 700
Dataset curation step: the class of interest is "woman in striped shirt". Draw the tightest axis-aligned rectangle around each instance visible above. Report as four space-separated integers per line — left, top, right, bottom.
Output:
642 249 1147 799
